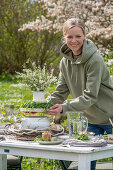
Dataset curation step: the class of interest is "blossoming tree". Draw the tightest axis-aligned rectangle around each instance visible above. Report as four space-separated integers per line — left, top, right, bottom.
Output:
19 0 113 52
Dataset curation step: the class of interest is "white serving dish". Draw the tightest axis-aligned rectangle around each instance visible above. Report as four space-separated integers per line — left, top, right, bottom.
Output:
21 116 50 130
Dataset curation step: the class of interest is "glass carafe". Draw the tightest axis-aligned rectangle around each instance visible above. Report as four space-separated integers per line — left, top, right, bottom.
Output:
66 111 88 138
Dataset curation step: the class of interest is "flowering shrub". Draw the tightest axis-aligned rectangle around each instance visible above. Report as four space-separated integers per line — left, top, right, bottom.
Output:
104 52 113 76
16 62 57 91
18 0 113 53
107 59 113 66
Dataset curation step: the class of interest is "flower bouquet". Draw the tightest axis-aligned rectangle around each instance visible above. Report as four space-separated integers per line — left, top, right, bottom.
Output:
16 62 57 92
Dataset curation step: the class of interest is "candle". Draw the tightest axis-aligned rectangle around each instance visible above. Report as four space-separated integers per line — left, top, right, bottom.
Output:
42 132 51 141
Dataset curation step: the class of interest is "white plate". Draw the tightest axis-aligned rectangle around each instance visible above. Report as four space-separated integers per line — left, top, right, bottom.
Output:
58 135 69 140
20 108 44 113
38 139 63 145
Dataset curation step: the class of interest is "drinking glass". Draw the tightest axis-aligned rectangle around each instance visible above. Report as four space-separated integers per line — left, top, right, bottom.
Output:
4 105 19 122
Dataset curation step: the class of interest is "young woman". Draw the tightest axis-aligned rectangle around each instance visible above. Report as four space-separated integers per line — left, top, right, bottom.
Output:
47 18 113 170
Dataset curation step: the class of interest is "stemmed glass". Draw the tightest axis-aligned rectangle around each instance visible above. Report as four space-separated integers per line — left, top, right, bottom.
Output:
4 104 19 123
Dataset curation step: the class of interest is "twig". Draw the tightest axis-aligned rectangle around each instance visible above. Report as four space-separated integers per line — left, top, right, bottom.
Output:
109 118 113 126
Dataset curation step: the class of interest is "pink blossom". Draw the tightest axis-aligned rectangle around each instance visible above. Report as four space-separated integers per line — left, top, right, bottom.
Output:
18 0 113 52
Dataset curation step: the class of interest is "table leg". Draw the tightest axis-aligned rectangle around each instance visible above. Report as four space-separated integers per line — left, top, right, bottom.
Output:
0 154 7 170
78 154 90 170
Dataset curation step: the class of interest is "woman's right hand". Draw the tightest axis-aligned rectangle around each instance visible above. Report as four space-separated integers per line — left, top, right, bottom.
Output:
44 104 63 115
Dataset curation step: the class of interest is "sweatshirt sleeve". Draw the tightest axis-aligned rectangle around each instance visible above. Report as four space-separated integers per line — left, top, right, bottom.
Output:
48 62 70 105
62 58 105 113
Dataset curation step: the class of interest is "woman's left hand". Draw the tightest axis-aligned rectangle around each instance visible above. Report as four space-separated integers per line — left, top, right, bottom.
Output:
46 104 63 115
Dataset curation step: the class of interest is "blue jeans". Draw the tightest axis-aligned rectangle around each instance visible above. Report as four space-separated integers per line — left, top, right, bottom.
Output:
87 123 112 170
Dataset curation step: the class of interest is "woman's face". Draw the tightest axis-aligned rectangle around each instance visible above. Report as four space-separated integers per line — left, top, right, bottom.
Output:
64 26 85 55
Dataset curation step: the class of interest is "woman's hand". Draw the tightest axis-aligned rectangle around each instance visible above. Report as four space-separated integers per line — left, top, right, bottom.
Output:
46 104 63 115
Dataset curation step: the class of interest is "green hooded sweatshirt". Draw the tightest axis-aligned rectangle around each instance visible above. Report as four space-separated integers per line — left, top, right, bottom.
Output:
50 39 113 125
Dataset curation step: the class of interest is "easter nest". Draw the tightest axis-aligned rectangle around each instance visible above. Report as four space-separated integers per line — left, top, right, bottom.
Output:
4 122 65 141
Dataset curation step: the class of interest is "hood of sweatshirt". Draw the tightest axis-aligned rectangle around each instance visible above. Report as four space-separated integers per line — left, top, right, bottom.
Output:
60 39 98 64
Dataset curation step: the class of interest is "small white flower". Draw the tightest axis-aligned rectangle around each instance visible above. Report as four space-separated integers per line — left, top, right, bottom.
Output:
107 59 113 66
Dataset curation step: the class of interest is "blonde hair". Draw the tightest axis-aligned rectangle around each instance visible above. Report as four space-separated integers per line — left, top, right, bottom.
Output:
63 18 85 36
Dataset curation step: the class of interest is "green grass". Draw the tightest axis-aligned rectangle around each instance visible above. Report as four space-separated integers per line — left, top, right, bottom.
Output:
0 81 32 107
22 158 62 170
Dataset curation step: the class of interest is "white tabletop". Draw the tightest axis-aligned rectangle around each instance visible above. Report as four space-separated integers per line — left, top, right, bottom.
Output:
0 138 113 170
0 138 111 152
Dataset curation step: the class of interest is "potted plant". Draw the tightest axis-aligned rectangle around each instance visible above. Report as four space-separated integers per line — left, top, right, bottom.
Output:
16 62 57 101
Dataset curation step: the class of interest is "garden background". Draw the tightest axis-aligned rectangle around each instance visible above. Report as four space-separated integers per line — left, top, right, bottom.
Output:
0 0 113 169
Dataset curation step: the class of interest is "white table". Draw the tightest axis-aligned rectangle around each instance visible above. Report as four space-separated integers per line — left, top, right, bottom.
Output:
0 139 113 170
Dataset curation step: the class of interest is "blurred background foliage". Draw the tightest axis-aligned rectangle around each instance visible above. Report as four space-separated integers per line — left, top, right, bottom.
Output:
0 0 113 77
0 0 62 75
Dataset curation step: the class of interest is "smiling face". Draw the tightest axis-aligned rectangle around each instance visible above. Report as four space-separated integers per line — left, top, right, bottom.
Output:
64 26 85 56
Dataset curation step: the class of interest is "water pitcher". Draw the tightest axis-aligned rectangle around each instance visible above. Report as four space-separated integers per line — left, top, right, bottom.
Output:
66 111 88 138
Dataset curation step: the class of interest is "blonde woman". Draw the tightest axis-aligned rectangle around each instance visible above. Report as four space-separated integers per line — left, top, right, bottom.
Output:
47 18 113 170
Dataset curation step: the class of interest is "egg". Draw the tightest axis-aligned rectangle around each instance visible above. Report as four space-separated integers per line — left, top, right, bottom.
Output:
50 123 57 130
